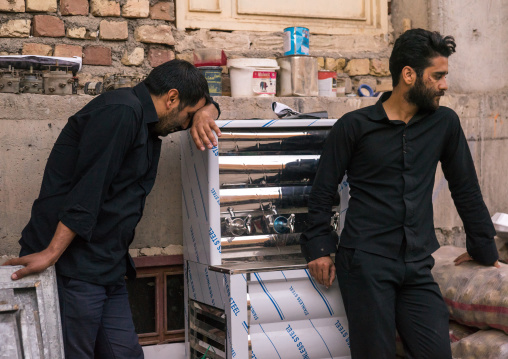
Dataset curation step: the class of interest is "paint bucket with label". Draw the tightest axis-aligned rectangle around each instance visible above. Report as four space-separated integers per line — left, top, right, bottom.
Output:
227 58 279 97
318 70 337 97
197 66 222 96
283 27 310 56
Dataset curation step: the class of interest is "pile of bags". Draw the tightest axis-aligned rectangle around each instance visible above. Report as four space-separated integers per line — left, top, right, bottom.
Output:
432 245 508 359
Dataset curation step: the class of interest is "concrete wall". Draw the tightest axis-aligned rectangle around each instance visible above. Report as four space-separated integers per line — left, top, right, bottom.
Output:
1 92 507 256
392 0 508 93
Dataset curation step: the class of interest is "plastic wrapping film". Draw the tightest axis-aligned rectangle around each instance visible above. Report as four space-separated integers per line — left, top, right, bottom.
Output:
432 246 508 334
247 270 350 359
451 329 508 359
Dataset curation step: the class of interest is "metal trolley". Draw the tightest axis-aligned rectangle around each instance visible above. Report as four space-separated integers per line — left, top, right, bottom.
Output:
181 119 351 359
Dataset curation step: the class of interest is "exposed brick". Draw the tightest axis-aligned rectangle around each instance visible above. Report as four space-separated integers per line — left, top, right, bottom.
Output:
149 1 174 21
135 25 174 45
139 247 162 256
67 27 87 39
33 15 65 37
86 30 98 40
344 58 370 76
99 20 128 40
317 57 324 70
148 48 175 67
370 58 391 77
376 77 393 92
122 0 149 18
336 58 347 72
26 0 56 12
324 58 337 71
0 19 30 38
90 0 120 17
175 52 192 63
83 46 111 66
352 76 377 93
0 0 25 12
22 43 53 56
60 0 89 16
54 44 82 58
121 47 144 66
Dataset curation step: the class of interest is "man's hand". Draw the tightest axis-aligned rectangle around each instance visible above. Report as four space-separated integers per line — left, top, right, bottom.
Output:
2 221 75 280
190 103 221 151
2 249 58 280
454 251 500 268
308 255 336 288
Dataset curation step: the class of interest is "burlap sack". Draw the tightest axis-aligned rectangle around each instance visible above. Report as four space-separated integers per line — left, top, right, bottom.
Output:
432 246 508 334
452 329 508 359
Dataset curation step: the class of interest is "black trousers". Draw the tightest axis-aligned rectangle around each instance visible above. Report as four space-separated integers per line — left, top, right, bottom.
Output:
56 275 144 359
336 245 452 359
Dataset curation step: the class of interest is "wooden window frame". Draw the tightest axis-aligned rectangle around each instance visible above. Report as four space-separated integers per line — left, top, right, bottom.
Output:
132 255 185 346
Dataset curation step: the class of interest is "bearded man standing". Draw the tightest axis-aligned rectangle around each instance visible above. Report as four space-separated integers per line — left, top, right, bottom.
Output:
301 29 499 359
4 59 221 359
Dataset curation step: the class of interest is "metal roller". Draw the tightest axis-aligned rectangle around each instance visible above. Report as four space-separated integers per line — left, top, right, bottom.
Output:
220 186 311 208
218 129 330 154
219 155 320 186
221 233 301 249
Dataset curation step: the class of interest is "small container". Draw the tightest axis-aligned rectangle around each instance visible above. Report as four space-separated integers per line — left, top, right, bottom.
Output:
283 27 310 56
318 70 337 97
193 49 227 67
227 58 279 98
198 66 222 96
276 56 318 97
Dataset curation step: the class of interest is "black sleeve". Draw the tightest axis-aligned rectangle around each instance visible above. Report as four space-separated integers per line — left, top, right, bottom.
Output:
440 113 498 265
58 105 139 241
300 118 355 262
210 97 221 120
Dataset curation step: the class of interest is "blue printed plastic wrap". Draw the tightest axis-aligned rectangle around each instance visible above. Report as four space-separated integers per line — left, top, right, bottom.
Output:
283 27 310 56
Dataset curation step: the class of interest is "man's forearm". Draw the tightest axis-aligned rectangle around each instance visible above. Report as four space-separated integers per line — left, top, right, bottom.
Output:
3 221 76 280
46 221 76 264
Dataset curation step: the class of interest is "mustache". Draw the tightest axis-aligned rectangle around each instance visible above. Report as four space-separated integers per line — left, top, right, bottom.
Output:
436 90 446 97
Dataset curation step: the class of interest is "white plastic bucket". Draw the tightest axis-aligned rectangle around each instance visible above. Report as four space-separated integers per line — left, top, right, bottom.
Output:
227 58 279 97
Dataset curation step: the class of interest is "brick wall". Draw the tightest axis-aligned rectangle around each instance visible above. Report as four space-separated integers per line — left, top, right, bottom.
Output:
0 0 393 93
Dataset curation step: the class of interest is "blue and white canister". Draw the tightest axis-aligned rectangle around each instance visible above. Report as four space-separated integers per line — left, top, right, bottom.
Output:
283 27 310 56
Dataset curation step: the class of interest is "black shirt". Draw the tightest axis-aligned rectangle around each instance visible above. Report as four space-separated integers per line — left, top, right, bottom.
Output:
301 92 498 265
20 83 163 285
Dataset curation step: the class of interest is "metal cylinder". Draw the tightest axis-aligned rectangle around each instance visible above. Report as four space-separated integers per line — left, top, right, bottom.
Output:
218 129 330 154
276 56 319 97
219 155 320 187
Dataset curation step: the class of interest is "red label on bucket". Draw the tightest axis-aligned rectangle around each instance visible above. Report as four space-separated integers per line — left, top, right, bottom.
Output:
252 71 276 95
253 71 277 79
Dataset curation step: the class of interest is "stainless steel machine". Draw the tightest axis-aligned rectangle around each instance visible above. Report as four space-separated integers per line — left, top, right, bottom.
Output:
181 119 351 359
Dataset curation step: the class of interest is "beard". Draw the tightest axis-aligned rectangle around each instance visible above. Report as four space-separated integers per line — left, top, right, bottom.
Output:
152 107 184 137
405 75 445 112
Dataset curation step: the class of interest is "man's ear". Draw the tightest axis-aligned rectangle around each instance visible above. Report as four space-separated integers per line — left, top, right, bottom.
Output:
401 66 416 86
166 89 180 109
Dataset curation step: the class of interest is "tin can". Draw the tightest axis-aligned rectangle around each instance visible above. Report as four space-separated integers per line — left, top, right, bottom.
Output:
283 27 310 56
318 70 337 97
198 66 222 96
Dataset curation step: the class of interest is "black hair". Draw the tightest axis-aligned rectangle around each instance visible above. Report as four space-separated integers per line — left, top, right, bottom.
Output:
390 29 456 87
144 59 211 108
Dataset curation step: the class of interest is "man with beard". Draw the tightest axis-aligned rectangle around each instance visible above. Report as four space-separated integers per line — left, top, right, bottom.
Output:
301 29 499 359
3 60 220 359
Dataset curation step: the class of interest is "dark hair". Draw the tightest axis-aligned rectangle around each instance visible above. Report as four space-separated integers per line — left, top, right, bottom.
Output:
390 29 456 87
144 59 211 108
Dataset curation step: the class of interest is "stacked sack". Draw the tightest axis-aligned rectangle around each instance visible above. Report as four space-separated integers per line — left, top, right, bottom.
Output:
432 245 508 358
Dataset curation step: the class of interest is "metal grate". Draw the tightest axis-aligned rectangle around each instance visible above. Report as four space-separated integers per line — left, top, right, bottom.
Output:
188 300 227 359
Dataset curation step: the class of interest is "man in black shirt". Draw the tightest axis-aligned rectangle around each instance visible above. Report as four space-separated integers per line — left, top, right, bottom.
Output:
3 60 221 358
301 29 499 358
